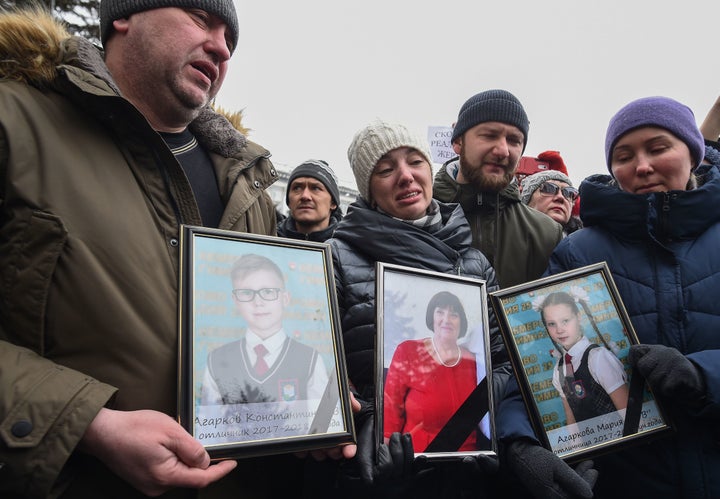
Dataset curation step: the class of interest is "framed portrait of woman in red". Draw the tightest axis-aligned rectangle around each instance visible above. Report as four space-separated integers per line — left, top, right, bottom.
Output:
375 262 495 460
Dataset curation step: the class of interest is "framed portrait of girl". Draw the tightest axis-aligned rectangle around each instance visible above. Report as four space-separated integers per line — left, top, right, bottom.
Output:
490 262 670 462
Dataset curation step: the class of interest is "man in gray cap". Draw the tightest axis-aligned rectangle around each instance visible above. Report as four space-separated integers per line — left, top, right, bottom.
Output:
0 2 290 497
433 89 563 288
277 160 343 241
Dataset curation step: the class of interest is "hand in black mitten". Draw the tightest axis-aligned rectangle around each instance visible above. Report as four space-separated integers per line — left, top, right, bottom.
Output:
629 344 706 408
355 402 414 487
504 439 596 499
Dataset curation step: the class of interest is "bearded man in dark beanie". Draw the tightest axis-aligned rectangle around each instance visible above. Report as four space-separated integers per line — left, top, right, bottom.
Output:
435 91 598 499
433 89 563 288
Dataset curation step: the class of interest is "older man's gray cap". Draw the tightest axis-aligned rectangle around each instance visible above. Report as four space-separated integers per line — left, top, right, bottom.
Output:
100 0 239 52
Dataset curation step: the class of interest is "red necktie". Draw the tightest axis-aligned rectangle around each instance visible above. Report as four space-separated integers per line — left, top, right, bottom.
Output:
564 353 574 377
254 344 269 376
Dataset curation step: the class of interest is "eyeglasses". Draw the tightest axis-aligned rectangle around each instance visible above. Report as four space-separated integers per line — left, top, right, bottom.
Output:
538 182 579 202
232 288 282 302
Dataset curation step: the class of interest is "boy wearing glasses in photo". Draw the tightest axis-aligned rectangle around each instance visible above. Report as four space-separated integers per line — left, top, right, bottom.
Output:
521 170 583 235
200 253 328 405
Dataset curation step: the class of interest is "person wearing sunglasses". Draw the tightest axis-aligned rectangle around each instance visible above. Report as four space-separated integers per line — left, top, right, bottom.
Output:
521 170 583 235
200 253 328 405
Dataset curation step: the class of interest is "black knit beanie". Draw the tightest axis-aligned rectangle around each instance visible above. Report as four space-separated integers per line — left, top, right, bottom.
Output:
286 160 341 209
452 89 529 150
100 0 238 52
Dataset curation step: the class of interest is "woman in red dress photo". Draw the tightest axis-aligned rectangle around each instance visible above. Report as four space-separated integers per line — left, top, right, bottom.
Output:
383 291 479 452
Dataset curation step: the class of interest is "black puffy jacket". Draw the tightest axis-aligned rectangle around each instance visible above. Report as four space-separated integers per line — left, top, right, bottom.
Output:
327 199 507 400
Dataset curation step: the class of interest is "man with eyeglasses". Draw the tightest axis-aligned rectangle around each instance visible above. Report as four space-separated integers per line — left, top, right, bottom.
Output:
434 89 563 288
521 170 583 235
200 254 328 405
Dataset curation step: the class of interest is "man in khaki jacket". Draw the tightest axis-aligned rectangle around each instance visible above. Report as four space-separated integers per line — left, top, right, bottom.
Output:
0 2 287 497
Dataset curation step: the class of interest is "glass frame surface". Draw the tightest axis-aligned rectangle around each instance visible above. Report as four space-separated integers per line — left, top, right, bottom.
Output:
178 225 354 459
490 262 670 462
376 262 496 460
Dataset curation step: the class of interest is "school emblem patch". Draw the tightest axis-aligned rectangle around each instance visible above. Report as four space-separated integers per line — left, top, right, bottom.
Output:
279 379 299 401
570 380 586 399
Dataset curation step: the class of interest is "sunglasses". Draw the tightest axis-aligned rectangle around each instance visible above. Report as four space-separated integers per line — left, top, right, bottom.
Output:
538 182 579 202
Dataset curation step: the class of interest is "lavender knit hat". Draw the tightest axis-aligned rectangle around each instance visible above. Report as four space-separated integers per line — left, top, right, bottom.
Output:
605 96 705 173
347 119 432 202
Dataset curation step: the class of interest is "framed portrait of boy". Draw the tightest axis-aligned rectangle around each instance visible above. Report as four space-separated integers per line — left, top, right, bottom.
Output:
375 263 496 460
489 262 670 462
178 225 354 459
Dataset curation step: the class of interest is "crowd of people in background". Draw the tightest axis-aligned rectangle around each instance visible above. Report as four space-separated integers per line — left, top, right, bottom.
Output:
1 2 720 499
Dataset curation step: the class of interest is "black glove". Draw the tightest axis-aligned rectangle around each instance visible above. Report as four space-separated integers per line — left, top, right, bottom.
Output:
504 439 596 499
403 454 499 499
629 344 706 408
461 453 500 477
456 454 500 498
354 400 414 487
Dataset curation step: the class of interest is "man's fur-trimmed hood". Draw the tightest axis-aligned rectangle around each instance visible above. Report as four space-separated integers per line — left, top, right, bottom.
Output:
0 8 109 87
0 8 68 85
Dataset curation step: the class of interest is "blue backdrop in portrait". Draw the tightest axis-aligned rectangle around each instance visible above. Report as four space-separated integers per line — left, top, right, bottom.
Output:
191 236 336 406
499 273 630 431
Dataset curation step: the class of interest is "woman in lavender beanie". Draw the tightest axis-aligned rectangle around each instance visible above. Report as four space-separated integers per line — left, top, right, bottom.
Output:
543 94 720 498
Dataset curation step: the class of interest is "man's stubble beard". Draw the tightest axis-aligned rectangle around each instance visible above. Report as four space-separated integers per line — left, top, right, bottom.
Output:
459 160 516 193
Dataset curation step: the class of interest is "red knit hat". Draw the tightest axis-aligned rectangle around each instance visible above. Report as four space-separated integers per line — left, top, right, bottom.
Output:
536 150 569 176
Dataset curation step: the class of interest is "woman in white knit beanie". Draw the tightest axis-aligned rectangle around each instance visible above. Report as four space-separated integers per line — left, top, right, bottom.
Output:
322 119 505 498
346 119 434 212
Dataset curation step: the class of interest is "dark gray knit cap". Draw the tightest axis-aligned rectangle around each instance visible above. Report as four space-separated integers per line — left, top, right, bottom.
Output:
452 89 530 150
286 160 341 209
100 0 239 52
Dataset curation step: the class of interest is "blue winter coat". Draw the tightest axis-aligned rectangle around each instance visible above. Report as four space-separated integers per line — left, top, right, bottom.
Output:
546 164 720 499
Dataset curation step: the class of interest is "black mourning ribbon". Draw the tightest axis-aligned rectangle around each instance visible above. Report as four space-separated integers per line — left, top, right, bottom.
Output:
424 377 489 452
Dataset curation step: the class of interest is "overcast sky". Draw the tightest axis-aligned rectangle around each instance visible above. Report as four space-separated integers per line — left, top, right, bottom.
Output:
217 0 720 189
